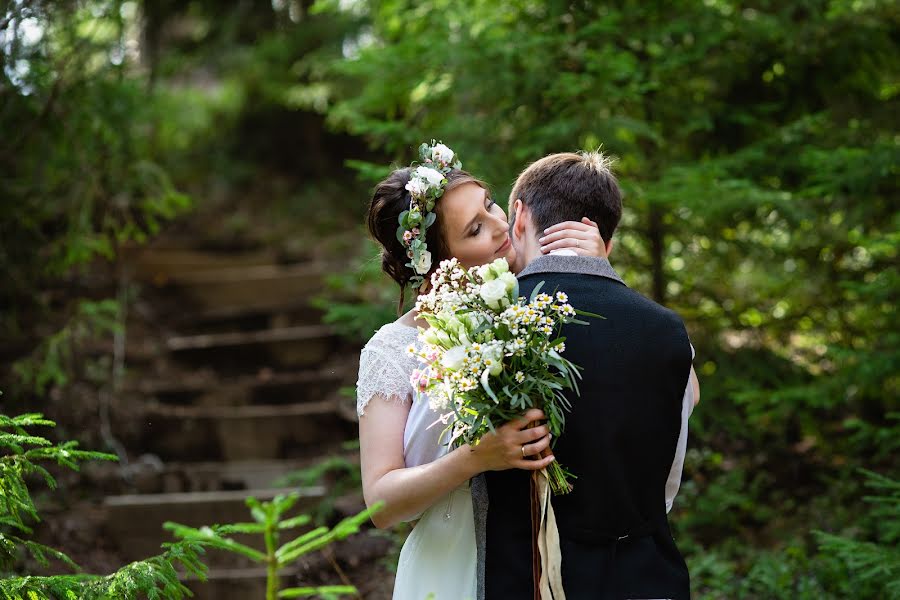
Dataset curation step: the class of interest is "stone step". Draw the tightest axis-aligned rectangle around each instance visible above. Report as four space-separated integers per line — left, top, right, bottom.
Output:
128 365 353 407
103 486 325 563
156 457 353 494
132 397 357 461
165 325 339 372
124 246 277 283
162 263 331 315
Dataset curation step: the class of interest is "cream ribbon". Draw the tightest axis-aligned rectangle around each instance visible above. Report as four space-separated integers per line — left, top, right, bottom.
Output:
536 469 566 599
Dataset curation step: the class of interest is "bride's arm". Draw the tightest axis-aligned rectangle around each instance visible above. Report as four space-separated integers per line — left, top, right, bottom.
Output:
360 400 553 529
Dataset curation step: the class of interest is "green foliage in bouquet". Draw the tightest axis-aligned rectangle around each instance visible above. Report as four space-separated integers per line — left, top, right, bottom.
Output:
410 258 599 494
165 492 380 600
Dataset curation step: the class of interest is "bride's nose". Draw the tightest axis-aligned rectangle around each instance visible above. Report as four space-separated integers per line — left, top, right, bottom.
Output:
489 212 507 234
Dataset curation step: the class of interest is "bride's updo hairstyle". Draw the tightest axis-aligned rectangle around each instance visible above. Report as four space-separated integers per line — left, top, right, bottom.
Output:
367 167 488 312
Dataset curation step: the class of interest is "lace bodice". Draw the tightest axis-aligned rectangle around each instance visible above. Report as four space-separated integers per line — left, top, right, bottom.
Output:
356 321 420 417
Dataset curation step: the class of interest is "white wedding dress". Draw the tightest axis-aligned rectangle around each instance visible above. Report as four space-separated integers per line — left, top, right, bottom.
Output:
357 321 477 600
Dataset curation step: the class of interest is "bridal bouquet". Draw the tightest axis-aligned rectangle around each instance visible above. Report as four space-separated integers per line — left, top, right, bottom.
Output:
408 257 591 495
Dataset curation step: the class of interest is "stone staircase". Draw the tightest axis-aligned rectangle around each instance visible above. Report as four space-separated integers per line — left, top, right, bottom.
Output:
100 242 392 599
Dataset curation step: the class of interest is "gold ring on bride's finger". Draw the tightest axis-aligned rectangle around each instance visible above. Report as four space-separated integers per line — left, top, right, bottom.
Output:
521 445 527 458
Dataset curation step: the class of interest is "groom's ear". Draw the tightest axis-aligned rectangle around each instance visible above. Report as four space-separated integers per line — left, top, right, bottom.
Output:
606 238 615 257
512 198 527 240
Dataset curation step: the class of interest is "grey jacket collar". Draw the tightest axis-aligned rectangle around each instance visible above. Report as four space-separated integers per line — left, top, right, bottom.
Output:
517 254 626 285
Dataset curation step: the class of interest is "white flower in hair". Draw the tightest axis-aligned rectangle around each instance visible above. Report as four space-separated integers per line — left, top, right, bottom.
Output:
405 176 428 198
415 166 445 188
415 249 433 274
431 143 455 166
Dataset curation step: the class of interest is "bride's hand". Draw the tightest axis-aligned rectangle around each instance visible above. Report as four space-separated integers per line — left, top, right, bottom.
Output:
539 217 607 257
467 408 555 472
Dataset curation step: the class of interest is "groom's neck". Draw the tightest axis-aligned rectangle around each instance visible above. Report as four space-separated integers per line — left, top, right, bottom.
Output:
517 230 542 267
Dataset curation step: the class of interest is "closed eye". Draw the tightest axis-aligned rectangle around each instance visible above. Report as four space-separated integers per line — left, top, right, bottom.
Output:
469 197 496 237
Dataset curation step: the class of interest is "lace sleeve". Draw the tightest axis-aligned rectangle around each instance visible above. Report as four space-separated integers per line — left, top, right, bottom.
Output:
356 343 414 417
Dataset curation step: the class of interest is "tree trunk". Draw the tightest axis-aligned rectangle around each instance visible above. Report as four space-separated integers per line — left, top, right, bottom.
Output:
648 206 666 304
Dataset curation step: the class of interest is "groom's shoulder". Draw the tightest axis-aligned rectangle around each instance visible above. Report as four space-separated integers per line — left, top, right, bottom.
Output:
518 267 685 327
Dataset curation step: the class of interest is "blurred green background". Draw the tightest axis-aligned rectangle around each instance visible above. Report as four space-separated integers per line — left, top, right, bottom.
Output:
1 0 898 598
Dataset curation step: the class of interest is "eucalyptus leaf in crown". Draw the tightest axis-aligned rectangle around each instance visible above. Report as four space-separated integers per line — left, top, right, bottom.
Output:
408 257 597 495
396 141 463 289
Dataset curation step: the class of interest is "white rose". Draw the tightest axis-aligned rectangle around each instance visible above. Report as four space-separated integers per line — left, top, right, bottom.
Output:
415 166 445 188
479 279 508 309
442 345 467 370
415 250 432 274
431 143 455 165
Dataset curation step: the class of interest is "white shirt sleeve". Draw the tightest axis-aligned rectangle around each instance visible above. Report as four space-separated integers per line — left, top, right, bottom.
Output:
665 343 695 513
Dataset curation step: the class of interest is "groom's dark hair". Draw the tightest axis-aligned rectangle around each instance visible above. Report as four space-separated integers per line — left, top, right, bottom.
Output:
510 151 622 242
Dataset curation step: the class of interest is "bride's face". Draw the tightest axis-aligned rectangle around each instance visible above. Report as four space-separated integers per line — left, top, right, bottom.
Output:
438 182 517 270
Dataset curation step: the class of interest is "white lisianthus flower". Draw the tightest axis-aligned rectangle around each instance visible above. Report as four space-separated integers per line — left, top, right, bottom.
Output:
442 345 467 370
443 314 474 345
488 258 509 275
476 263 492 281
498 272 518 296
422 326 452 348
479 279 508 309
483 344 504 376
431 143 455 166
415 250 432 274
415 166 445 188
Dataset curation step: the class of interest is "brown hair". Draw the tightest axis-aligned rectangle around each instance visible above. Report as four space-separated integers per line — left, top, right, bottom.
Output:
367 167 488 312
509 151 622 242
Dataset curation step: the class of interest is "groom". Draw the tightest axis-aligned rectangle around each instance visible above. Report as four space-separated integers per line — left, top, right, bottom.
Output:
475 152 697 599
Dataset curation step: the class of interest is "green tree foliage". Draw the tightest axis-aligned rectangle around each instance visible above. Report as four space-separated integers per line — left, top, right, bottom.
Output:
1 411 377 599
165 492 378 600
0 1 192 333
0 412 207 599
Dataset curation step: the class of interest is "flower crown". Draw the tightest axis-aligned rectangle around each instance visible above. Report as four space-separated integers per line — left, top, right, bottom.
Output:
396 141 462 288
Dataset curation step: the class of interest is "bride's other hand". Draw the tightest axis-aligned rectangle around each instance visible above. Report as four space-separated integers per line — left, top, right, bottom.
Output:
468 408 555 472
539 217 607 257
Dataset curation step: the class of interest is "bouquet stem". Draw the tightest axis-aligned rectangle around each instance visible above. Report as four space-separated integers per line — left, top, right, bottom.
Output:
544 459 574 495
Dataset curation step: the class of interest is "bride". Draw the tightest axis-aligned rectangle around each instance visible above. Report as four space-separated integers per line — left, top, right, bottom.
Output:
356 143 608 599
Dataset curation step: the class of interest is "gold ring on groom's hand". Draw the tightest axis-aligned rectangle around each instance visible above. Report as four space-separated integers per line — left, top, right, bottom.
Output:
521 445 527 458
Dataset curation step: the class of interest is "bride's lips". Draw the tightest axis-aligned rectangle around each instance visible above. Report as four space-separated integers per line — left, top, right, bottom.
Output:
495 236 511 254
